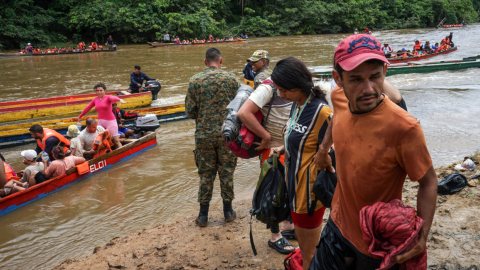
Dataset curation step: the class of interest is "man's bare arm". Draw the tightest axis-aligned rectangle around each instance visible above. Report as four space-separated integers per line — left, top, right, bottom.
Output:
237 99 271 151
393 165 437 263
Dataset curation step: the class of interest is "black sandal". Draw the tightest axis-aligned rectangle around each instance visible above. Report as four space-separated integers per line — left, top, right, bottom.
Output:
268 237 294 254
281 229 296 240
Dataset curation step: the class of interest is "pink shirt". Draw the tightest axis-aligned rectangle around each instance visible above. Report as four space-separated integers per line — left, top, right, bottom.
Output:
78 95 120 120
45 156 85 179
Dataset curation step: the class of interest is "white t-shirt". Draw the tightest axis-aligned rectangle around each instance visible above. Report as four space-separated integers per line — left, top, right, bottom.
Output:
248 79 293 147
22 162 44 182
79 126 105 151
70 137 84 157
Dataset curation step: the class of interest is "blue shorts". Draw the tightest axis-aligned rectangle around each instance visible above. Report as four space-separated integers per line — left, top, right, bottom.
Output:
118 127 129 135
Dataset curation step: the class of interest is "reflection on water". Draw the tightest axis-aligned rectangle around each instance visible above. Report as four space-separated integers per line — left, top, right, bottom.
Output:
0 24 479 269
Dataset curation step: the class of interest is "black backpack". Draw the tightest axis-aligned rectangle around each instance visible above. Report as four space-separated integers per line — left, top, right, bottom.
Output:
249 153 290 255
312 149 337 209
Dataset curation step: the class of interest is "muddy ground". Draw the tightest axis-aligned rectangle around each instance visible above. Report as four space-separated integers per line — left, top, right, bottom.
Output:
54 155 480 270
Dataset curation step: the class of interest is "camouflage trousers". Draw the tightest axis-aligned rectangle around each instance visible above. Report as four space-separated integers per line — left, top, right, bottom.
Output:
194 136 237 205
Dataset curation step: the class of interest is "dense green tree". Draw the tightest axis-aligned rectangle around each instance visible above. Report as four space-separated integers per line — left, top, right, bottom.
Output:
0 0 478 50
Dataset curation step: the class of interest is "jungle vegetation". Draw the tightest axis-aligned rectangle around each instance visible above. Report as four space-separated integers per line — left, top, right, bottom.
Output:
0 0 478 50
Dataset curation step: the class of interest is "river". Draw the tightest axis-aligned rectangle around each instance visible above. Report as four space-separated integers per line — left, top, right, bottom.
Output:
0 24 479 269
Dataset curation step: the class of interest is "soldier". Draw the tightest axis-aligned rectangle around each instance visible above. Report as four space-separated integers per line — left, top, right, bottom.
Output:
248 50 272 89
185 47 240 227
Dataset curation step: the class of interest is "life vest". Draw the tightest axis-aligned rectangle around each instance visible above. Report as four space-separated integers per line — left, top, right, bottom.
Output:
413 51 419 56
3 161 17 181
92 130 114 158
414 43 421 50
37 128 70 155
402 53 408 57
244 78 254 88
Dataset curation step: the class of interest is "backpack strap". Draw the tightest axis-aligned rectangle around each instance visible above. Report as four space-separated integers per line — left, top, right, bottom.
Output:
262 88 277 126
272 152 278 169
249 215 258 256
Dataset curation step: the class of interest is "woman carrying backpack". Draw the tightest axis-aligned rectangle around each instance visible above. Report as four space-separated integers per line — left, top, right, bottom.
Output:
269 57 333 270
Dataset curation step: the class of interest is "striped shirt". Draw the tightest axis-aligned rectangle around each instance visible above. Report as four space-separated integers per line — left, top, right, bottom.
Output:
283 97 333 214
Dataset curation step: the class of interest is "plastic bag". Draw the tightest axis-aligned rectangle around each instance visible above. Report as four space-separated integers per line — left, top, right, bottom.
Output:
437 173 468 195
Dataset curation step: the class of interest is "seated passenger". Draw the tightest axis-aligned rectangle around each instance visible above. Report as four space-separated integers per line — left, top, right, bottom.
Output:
79 118 105 160
0 153 20 197
29 124 71 162
112 103 144 138
432 43 439 53
66 125 84 157
19 149 44 183
30 146 85 186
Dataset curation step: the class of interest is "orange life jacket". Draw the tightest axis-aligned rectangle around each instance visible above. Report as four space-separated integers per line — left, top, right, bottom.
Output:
3 161 16 181
37 128 70 155
92 130 114 158
414 43 421 50
413 51 419 56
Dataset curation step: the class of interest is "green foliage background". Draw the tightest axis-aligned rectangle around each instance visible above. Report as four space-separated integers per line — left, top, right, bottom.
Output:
0 0 478 50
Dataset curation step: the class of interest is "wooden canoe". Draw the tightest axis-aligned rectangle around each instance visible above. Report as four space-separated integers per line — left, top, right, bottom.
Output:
0 104 187 149
0 92 152 124
309 55 480 78
388 46 457 64
147 39 248 48
0 49 116 58
0 132 157 216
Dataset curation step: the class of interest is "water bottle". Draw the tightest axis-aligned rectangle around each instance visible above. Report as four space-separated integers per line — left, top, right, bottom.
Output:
77 122 82 132
41 151 49 162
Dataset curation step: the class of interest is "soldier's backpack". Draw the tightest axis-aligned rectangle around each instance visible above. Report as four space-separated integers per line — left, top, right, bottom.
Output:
249 153 290 255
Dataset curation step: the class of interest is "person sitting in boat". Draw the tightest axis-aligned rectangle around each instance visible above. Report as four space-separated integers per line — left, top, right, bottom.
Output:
423 41 431 54
354 28 358 34
0 153 26 197
66 125 84 158
29 146 85 187
30 124 71 162
208 34 214 42
19 149 45 184
112 103 145 138
397 48 412 58
413 40 422 52
164 31 170 43
382 43 393 58
90 130 115 159
440 40 450 51
78 118 105 160
229 36 234 41
25 43 33 53
128 65 159 93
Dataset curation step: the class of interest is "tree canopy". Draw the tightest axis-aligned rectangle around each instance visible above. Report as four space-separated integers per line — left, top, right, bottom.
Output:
0 0 478 50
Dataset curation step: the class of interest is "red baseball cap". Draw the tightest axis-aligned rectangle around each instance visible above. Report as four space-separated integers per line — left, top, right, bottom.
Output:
334 34 389 71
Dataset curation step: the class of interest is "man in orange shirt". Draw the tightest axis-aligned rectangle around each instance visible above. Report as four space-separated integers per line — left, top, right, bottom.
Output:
310 34 437 269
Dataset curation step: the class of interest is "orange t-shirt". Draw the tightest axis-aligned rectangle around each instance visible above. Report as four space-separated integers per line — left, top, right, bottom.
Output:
330 86 432 256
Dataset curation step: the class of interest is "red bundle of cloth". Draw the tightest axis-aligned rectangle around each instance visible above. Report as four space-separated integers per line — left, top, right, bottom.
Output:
360 199 427 270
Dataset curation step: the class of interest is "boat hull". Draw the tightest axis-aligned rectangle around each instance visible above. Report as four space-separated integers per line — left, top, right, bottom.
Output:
0 104 187 149
0 92 152 123
0 133 157 216
147 39 247 47
388 47 457 64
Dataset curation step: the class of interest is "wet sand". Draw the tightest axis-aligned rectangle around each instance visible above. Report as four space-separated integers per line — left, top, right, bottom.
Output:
53 155 480 270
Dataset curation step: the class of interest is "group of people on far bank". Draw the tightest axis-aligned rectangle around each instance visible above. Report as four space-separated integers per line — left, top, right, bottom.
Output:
161 30 247 45
186 33 437 269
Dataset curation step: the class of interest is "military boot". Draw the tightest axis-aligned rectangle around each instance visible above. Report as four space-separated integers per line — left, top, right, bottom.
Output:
195 204 209 227
223 201 236 222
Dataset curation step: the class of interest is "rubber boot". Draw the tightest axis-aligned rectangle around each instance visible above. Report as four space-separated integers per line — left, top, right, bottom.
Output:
195 204 209 227
223 201 236 222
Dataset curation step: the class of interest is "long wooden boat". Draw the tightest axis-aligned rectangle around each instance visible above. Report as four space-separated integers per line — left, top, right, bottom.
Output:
147 39 247 48
309 55 480 78
388 46 457 64
0 104 186 149
438 24 466 28
0 49 115 59
0 92 152 124
0 132 157 216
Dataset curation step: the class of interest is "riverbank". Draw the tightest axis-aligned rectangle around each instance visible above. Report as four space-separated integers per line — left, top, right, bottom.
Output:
53 154 480 270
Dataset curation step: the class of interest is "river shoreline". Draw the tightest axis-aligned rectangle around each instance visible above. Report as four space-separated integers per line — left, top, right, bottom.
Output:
53 154 480 270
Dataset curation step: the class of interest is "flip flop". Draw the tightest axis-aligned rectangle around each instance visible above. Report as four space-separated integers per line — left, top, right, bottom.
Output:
281 229 296 240
268 237 295 254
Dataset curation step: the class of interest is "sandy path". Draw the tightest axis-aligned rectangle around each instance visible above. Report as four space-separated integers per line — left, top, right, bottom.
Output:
53 156 480 270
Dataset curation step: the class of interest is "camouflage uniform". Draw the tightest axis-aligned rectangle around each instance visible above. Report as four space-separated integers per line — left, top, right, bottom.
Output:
185 67 240 205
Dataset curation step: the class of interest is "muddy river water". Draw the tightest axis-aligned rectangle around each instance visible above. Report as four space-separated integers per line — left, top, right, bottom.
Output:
0 25 479 269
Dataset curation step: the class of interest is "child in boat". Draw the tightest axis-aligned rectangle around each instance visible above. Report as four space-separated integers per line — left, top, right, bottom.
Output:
67 125 84 158
29 146 85 187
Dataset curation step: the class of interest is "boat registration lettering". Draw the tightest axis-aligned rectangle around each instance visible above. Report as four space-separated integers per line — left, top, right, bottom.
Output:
90 160 107 173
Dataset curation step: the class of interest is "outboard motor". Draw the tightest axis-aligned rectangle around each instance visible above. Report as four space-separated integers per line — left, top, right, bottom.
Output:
145 80 162 100
133 114 160 135
222 85 263 159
